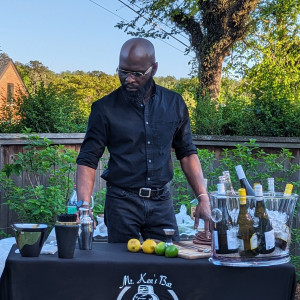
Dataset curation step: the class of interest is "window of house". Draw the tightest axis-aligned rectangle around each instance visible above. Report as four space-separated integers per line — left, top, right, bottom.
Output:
7 83 14 100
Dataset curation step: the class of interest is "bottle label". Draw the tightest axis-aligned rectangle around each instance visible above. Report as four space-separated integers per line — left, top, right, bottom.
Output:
213 230 219 250
226 229 238 249
67 206 77 214
264 229 275 250
277 225 289 242
250 233 258 250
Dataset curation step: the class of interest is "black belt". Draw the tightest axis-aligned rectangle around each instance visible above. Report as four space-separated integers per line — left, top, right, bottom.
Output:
126 186 166 198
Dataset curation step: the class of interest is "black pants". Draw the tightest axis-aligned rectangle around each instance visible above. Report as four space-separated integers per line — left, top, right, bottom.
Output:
104 183 179 243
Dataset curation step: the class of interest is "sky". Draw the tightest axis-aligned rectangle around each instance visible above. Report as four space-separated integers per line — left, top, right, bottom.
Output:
0 0 193 79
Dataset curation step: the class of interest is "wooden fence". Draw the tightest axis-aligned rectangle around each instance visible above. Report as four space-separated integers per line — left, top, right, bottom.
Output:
1 133 300 240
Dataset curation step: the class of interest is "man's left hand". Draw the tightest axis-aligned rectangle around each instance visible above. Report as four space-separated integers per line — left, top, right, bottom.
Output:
193 194 211 238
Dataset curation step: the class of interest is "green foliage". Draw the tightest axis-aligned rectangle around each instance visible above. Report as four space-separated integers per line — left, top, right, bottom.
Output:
0 230 11 240
171 160 194 213
197 139 300 192
0 83 87 133
223 0 300 136
0 132 77 226
190 77 300 136
6 61 121 133
19 83 87 133
93 188 106 217
52 71 120 117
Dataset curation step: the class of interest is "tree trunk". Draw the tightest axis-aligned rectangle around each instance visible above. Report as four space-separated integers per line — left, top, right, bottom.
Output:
198 49 226 100
172 0 260 100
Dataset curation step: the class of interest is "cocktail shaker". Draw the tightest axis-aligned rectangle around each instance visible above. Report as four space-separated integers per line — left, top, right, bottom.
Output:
78 208 93 250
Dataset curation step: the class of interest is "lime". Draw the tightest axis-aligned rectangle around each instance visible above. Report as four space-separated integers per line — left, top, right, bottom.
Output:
155 242 167 255
165 245 178 258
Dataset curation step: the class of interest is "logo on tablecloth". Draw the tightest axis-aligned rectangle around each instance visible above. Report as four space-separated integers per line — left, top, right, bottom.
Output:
117 273 179 300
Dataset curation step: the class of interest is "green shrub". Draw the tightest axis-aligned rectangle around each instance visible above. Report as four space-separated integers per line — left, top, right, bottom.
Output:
0 132 77 227
0 83 87 133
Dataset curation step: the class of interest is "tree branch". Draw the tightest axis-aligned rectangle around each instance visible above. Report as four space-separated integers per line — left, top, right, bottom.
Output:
171 10 204 52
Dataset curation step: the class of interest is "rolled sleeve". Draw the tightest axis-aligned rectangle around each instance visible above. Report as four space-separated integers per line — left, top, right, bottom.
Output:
173 100 197 160
76 100 107 169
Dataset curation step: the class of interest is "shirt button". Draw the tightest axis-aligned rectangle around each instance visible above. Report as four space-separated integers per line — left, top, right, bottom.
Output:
140 104 143 107
146 121 149 125
147 177 151 181
147 141 150 144
149 160 152 163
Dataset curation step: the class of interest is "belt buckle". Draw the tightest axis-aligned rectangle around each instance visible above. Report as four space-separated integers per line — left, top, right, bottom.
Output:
139 188 151 198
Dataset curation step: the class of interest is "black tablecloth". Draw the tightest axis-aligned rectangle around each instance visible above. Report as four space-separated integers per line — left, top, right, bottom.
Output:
0 243 297 300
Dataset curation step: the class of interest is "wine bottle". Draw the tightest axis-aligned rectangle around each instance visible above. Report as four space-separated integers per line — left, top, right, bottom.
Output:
235 165 255 196
223 171 236 195
267 177 278 211
278 183 293 212
219 175 226 184
237 188 259 257
213 183 238 254
276 184 293 250
267 178 275 195
254 184 275 254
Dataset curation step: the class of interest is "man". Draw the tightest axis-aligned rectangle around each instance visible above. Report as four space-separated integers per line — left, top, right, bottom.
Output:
76 38 211 243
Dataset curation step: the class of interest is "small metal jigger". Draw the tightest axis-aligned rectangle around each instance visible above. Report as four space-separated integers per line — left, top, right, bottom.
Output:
163 228 175 246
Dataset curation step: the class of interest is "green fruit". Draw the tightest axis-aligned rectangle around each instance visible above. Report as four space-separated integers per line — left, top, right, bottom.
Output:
165 245 178 258
155 242 166 255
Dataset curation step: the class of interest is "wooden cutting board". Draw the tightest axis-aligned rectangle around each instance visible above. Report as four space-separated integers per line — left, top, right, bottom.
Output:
174 241 211 260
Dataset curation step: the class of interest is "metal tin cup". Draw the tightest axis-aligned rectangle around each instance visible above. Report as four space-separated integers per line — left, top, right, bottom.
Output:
12 223 49 257
78 208 93 250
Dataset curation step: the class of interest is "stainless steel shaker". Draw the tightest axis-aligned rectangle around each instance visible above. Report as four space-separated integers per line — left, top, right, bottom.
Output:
78 208 93 250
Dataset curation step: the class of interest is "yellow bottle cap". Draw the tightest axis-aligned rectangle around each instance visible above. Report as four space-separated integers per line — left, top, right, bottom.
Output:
284 184 293 195
238 188 247 204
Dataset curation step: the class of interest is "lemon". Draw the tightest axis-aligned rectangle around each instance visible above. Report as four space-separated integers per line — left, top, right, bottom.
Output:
142 239 157 254
127 238 141 253
165 245 178 258
155 242 166 255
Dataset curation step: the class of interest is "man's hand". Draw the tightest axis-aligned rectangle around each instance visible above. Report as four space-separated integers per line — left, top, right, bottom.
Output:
193 194 212 238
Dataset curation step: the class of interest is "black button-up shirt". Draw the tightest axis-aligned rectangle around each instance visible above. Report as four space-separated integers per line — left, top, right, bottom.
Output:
76 83 197 188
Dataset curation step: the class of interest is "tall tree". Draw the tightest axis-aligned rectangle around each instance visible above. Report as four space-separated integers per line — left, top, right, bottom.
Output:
15 61 56 93
116 0 260 99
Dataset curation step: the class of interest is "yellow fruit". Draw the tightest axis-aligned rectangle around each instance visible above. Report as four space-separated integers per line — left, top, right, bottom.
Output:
127 238 141 252
142 239 157 254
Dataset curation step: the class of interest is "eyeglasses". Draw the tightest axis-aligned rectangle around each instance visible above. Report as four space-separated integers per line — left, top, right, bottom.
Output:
116 65 153 78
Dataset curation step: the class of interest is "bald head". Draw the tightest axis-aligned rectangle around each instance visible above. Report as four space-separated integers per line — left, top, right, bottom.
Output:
119 38 156 69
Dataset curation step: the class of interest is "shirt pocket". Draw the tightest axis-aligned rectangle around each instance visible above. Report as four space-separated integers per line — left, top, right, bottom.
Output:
151 121 178 150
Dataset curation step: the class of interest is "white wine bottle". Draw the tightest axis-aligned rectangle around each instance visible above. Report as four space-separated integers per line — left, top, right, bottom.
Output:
254 184 275 254
278 183 293 212
276 183 293 250
222 170 236 195
235 165 255 196
213 183 238 254
267 177 277 211
237 188 259 257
